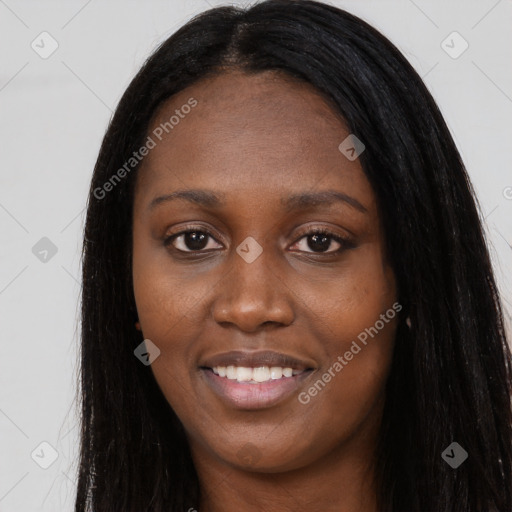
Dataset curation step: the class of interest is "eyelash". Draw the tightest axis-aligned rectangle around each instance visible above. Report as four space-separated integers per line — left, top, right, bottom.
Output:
164 225 352 256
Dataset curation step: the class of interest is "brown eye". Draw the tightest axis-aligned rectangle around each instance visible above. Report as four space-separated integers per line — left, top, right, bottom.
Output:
165 230 222 252
290 229 350 254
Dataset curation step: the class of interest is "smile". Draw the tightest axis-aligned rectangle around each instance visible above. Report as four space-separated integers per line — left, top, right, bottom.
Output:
200 366 313 410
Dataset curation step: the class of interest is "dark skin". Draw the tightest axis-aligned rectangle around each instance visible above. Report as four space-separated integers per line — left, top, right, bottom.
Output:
132 71 398 512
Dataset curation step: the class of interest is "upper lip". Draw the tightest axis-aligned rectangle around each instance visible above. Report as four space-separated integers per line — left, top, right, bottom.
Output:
200 350 315 371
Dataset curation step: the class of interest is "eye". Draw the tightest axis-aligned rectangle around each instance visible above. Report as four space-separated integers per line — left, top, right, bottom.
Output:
290 228 350 254
164 226 352 255
164 227 222 253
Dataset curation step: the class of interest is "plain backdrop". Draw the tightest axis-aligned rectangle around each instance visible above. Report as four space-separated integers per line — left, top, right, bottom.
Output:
1 0 511 510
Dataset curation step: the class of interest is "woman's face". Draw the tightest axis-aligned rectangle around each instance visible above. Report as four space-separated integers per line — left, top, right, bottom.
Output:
132 71 398 473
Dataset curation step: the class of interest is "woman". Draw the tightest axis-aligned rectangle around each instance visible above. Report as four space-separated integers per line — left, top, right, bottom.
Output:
76 1 512 510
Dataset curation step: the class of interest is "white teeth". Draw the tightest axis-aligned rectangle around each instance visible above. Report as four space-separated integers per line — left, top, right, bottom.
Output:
252 366 270 382
211 366 302 383
270 367 282 379
236 367 253 382
226 366 237 379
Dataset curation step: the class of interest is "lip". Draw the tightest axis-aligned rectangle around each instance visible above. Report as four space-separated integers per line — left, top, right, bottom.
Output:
200 367 314 410
200 350 315 371
199 350 316 410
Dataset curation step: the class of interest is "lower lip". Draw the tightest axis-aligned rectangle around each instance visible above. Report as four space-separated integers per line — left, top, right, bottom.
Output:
200 368 313 410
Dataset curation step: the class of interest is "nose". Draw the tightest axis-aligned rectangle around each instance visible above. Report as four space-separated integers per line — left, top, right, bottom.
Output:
211 246 295 332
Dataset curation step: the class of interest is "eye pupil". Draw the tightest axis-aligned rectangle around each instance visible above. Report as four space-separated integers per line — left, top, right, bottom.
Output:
185 231 208 250
308 233 331 252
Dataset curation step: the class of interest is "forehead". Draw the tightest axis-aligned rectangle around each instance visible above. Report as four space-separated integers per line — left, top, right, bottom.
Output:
135 71 372 210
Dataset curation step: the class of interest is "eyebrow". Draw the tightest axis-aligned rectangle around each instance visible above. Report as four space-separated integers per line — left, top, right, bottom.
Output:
148 189 223 211
147 188 367 214
282 190 367 214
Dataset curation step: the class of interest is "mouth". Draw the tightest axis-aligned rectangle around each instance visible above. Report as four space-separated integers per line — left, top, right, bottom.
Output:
199 351 316 410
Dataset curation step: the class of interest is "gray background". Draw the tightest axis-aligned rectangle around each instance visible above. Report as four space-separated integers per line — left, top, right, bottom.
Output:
1 0 511 510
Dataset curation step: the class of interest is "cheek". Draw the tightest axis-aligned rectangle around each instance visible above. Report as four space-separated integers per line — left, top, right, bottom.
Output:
132 253 207 418
293 246 396 348
131 234 209 396
132 227 210 335
294 293 396 461
293 248 397 417
302 321 395 461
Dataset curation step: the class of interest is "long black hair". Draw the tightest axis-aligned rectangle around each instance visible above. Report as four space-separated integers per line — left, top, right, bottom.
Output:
76 1 512 510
